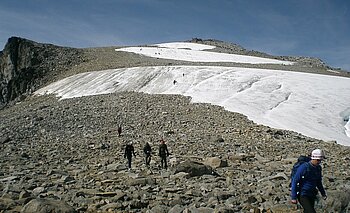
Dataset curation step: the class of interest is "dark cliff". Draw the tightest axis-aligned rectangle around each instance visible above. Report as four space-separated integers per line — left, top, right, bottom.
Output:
0 37 84 109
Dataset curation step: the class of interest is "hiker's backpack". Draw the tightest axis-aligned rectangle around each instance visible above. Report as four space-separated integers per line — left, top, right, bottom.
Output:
289 155 311 187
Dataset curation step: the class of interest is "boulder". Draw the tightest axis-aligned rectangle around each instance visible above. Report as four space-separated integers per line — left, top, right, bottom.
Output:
203 157 228 168
323 188 350 212
174 160 218 177
21 198 76 213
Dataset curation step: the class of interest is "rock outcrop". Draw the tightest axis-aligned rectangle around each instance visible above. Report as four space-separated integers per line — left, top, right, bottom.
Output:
0 37 83 109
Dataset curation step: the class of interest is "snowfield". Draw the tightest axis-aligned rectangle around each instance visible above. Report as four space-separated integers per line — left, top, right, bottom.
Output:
116 42 294 65
35 42 350 146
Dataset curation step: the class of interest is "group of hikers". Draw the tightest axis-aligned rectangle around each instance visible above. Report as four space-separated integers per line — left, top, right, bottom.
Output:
120 125 328 213
123 138 170 171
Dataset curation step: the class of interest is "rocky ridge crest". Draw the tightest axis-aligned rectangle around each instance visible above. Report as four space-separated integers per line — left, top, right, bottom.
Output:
188 38 330 68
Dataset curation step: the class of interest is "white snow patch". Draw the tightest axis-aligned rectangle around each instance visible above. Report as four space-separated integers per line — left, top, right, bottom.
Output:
35 65 350 146
116 42 294 65
154 42 215 50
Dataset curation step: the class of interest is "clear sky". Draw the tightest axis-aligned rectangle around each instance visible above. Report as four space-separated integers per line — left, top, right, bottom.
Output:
1 0 349 71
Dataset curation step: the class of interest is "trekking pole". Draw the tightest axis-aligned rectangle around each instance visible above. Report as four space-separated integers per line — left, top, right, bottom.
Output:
289 203 300 212
296 202 302 210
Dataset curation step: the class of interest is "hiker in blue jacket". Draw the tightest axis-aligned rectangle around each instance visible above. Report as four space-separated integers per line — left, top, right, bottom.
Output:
291 149 327 213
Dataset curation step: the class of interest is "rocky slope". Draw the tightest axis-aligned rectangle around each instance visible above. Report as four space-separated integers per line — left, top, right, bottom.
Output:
1 37 350 212
0 93 350 212
1 92 350 212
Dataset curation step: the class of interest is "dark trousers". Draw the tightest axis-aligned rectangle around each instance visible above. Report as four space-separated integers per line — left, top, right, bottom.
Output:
160 156 167 169
299 196 316 213
127 156 132 169
145 154 151 166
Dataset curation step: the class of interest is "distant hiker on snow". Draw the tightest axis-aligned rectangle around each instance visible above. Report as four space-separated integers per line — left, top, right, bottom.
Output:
143 142 152 167
291 149 327 213
173 80 177 85
159 139 170 169
124 141 136 170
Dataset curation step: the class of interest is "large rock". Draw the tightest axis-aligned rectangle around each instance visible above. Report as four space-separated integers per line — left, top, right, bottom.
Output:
174 160 218 177
323 187 350 212
21 198 76 213
203 157 228 168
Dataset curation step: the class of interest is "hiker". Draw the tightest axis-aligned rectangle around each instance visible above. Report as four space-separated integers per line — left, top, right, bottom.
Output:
173 80 177 85
124 141 136 170
143 142 152 167
291 149 327 213
159 139 170 169
117 125 122 137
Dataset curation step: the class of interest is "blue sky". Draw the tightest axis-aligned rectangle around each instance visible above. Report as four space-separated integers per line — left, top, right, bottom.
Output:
1 0 349 71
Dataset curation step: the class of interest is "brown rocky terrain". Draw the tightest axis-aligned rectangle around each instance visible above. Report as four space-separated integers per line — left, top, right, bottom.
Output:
0 37 350 212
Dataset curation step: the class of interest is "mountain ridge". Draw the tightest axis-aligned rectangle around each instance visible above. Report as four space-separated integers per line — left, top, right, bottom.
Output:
1 36 350 212
1 36 349 110
187 37 328 67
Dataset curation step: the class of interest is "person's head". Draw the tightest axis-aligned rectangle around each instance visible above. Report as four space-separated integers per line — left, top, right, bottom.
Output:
310 149 326 165
128 141 133 145
160 139 165 144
